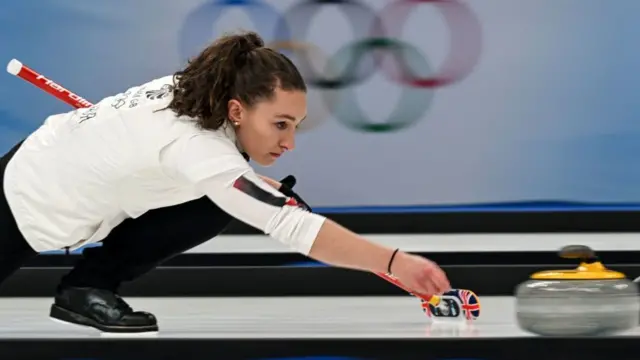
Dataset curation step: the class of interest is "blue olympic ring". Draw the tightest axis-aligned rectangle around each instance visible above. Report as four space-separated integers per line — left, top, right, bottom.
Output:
179 0 291 61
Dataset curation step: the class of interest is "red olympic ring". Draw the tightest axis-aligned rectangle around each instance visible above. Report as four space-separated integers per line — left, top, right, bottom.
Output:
373 0 483 88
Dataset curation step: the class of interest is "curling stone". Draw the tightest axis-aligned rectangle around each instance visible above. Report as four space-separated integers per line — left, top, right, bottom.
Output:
515 245 640 336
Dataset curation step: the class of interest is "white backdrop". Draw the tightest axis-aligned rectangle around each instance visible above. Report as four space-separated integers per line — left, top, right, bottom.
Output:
2 0 640 211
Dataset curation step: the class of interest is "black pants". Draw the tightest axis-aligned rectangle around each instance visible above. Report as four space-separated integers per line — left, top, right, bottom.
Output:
0 141 233 293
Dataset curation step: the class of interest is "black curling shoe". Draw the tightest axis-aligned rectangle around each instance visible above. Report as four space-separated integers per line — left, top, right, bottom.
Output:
49 287 158 333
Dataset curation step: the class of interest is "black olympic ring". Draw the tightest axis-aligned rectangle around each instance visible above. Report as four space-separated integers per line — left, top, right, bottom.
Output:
319 38 437 132
273 0 381 89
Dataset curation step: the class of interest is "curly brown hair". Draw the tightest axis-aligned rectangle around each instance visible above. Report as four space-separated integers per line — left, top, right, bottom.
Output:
162 30 307 130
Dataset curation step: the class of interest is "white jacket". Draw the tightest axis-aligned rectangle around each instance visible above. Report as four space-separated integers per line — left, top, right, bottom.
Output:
3 75 325 254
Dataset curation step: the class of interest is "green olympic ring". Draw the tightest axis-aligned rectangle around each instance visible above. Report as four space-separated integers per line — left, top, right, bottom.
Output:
319 38 435 132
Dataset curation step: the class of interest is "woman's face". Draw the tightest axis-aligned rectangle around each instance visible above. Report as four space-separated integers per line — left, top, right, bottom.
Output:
228 87 307 166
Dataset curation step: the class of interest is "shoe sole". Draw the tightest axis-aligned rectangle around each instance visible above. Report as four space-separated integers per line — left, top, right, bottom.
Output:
49 304 159 334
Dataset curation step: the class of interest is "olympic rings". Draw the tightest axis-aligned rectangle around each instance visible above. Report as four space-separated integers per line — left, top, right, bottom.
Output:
178 0 483 133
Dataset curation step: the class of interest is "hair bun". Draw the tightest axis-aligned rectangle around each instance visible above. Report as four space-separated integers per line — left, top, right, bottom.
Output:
237 31 264 52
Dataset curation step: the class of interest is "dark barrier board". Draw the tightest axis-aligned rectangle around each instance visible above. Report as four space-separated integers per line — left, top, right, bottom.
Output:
4 264 640 297
24 250 640 268
224 210 640 234
0 336 638 360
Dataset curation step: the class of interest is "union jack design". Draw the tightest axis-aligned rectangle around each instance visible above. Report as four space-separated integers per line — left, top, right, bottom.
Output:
458 289 481 320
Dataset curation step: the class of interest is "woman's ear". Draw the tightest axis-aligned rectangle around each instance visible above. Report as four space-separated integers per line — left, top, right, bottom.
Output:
227 99 244 125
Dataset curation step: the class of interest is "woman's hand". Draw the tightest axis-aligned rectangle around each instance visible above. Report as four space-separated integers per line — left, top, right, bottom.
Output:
390 252 451 296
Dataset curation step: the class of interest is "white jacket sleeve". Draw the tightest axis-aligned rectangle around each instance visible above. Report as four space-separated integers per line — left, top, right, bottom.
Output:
160 131 326 255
